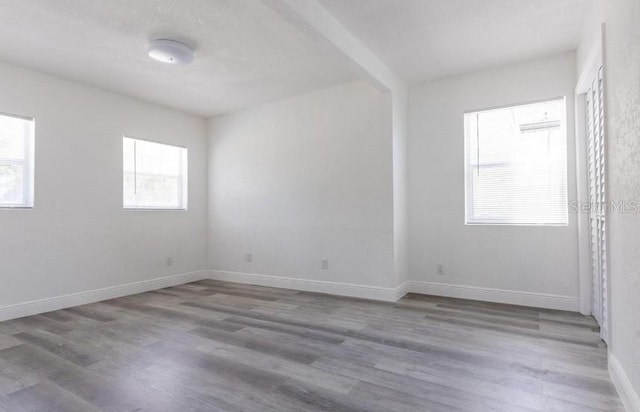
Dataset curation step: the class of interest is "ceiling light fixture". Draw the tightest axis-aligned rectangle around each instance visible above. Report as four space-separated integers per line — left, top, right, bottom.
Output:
147 39 194 65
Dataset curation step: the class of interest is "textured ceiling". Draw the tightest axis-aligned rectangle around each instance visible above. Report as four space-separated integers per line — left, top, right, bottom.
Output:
319 0 593 83
0 1 593 116
0 0 356 116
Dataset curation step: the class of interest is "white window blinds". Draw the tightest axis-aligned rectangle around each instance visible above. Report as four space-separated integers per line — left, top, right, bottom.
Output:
464 99 568 225
0 113 34 208
123 137 188 210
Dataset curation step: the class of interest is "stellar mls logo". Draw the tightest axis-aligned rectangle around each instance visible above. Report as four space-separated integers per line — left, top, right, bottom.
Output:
569 200 639 214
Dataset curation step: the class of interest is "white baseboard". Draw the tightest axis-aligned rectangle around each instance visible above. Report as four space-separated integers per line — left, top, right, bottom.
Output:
208 270 403 302
0 270 210 322
610 353 640 412
394 280 410 301
0 271 582 322
405 281 580 312
207 272 579 311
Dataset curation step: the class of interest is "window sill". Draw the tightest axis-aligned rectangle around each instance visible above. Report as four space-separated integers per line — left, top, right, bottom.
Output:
123 208 187 212
465 222 568 227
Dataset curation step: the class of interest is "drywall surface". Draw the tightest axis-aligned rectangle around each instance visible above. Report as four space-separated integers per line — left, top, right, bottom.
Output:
392 89 410 285
580 0 640 406
605 0 640 403
577 0 606 74
207 81 395 288
0 61 208 309
408 53 580 300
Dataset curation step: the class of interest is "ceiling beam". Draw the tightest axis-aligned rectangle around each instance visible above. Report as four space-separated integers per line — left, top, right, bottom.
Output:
260 0 407 95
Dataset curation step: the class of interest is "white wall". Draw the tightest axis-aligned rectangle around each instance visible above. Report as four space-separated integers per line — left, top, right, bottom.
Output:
0 61 208 313
207 81 396 290
578 1 640 408
392 90 410 286
408 53 580 308
603 1 640 405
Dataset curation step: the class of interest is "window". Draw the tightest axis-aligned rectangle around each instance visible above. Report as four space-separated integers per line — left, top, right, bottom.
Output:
464 98 568 225
0 113 34 208
123 137 187 210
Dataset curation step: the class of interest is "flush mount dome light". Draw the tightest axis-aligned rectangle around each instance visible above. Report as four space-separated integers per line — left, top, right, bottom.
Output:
147 39 194 65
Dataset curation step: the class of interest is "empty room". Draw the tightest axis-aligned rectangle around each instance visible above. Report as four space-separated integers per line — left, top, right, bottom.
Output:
0 0 638 411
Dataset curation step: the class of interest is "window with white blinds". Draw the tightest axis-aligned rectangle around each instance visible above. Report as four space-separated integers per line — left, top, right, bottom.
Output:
464 99 568 225
123 137 188 210
0 113 34 208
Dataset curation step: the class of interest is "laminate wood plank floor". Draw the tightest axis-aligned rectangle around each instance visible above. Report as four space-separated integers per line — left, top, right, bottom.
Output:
0 280 624 411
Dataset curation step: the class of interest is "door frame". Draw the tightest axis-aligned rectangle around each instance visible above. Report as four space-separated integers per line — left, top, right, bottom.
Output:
574 23 610 343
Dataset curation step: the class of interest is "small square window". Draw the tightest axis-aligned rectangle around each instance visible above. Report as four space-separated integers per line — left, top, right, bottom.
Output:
123 136 187 210
0 113 35 208
464 99 568 226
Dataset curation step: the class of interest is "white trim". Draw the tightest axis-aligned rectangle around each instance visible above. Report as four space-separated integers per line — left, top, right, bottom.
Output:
0 270 209 322
394 281 410 301
600 22 612 346
576 38 603 94
0 271 582 322
405 281 579 312
575 24 604 317
610 353 640 412
463 96 567 116
575 92 593 316
206 271 577 311
209 270 404 302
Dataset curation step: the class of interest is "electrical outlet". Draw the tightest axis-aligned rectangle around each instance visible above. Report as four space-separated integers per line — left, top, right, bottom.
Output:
321 258 329 270
245 252 252 263
166 257 173 267
436 264 445 276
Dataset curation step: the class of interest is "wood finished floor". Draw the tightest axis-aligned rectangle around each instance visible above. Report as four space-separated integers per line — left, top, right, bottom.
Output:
0 280 623 412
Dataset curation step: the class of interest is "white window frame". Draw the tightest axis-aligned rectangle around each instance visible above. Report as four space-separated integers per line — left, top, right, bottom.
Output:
463 98 569 226
0 112 35 209
123 136 188 211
